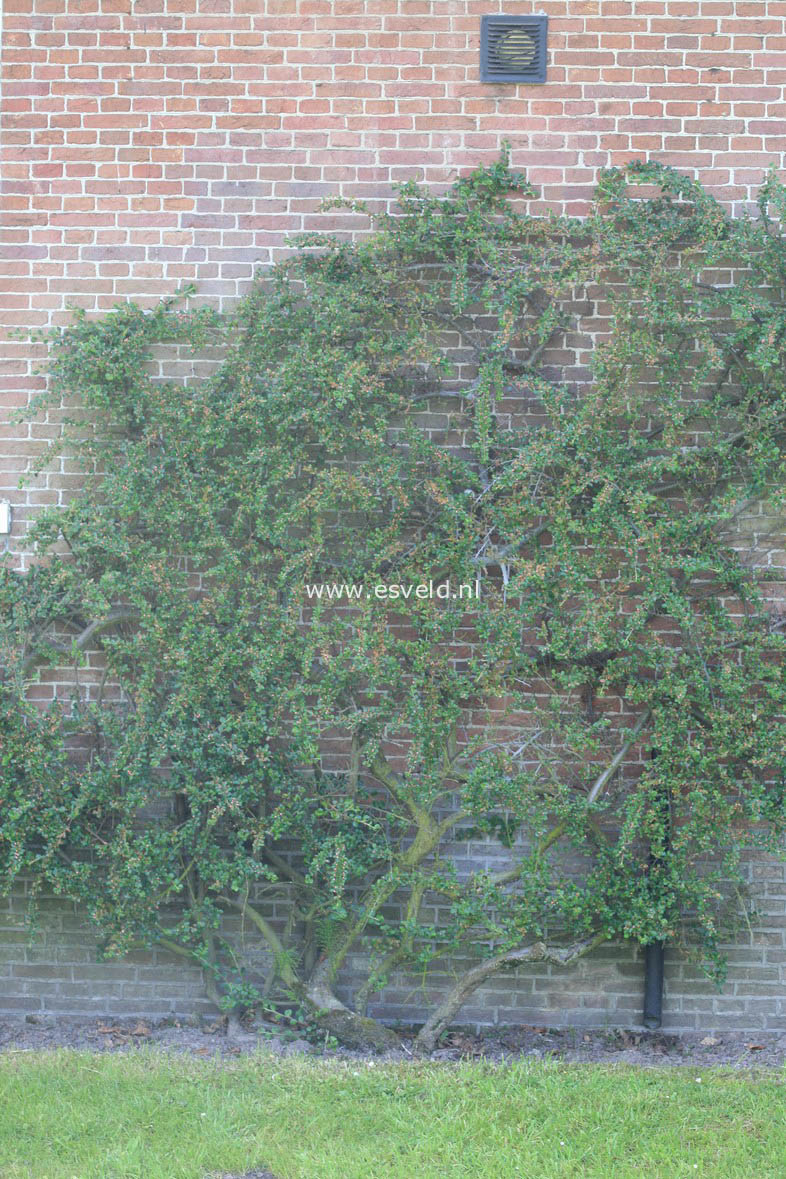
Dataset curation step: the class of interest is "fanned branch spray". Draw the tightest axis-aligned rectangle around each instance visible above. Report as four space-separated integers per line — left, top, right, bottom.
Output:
3 154 786 1049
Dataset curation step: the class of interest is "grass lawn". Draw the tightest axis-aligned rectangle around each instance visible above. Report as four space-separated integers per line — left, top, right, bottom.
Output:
0 1050 784 1179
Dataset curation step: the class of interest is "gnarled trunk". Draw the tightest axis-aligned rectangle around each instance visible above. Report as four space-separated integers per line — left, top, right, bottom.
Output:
304 960 401 1053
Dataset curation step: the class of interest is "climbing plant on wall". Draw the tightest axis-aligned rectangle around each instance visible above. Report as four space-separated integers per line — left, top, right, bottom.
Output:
3 154 786 1050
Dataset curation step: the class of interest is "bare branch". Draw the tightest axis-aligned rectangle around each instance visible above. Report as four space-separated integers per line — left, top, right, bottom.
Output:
19 608 140 676
414 933 604 1052
586 708 652 806
218 891 300 991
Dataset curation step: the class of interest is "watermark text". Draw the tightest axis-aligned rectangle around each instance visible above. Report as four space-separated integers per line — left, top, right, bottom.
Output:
304 579 481 602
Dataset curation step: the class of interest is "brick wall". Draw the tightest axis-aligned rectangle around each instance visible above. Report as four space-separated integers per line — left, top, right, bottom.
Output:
4 0 786 546
2 0 786 1031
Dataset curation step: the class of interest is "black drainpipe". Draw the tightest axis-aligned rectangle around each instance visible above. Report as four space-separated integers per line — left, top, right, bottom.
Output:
642 747 667 1029
642 941 664 1028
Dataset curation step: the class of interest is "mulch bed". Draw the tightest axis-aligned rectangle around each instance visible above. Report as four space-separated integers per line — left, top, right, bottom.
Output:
2 1014 786 1070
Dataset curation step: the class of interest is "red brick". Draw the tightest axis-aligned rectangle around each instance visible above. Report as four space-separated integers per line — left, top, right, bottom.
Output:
2 0 784 555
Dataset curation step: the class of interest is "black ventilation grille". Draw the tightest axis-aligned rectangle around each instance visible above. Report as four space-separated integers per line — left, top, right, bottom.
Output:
480 14 548 84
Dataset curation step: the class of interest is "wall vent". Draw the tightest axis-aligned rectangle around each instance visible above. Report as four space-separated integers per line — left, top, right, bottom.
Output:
480 14 548 84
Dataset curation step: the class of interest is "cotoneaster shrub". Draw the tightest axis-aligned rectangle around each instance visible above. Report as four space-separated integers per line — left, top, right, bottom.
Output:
2 155 786 1049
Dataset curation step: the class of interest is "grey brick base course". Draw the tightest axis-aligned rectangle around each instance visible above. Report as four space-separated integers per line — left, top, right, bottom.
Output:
4 854 786 1034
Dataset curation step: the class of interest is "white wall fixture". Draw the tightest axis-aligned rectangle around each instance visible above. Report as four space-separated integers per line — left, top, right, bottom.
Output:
0 502 12 535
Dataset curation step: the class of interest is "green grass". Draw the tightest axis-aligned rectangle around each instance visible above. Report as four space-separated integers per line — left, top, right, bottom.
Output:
0 1050 784 1179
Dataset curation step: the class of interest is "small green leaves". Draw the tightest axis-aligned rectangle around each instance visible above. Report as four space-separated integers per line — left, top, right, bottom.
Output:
4 154 786 1027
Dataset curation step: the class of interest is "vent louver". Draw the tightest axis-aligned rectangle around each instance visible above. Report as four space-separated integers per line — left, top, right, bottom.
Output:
480 14 548 84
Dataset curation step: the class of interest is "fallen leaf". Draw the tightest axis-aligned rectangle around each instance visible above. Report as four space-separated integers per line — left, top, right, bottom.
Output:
130 1022 151 1037
699 1036 719 1047
747 1043 765 1052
